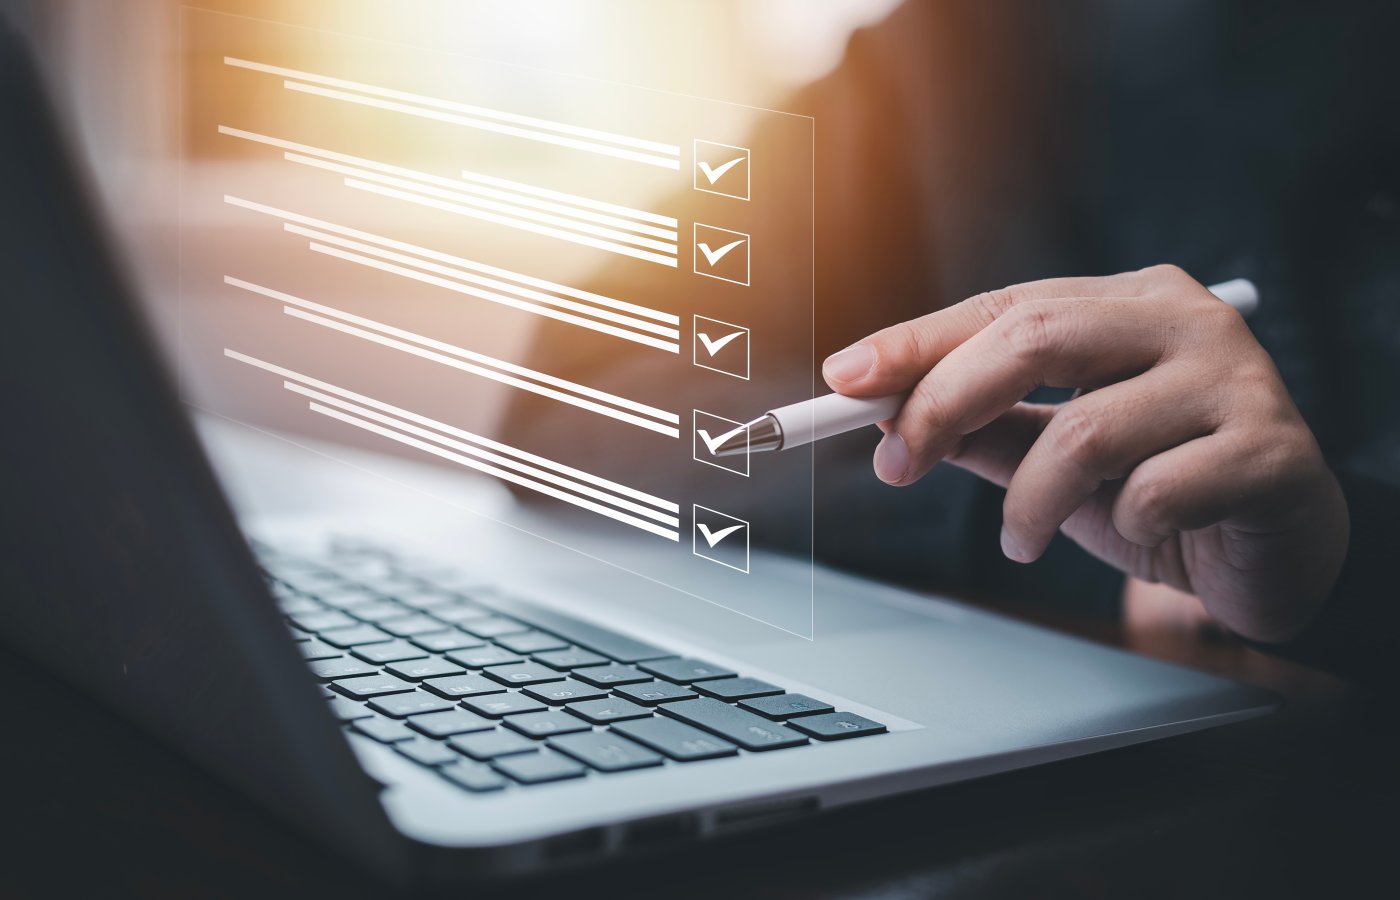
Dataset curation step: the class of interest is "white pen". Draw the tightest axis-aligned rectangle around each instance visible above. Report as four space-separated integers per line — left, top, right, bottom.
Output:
711 278 1260 457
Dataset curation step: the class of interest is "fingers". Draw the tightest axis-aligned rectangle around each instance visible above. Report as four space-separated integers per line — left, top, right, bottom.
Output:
823 271 1152 396
877 297 1177 484
997 367 1222 562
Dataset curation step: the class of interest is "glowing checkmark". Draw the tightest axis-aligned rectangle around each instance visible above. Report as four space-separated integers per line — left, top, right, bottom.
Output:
697 155 746 184
697 424 746 455
697 239 745 267
696 522 745 548
697 330 745 356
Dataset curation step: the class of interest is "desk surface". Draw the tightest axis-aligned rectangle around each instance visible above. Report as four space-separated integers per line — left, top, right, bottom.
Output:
3 579 1390 900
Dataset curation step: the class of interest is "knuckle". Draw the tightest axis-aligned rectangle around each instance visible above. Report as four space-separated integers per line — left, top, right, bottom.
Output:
968 287 1019 322
1046 406 1108 466
997 302 1057 367
1117 470 1175 539
1143 262 1190 284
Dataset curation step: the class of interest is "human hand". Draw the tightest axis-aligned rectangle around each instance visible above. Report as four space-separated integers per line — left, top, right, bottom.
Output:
822 266 1348 643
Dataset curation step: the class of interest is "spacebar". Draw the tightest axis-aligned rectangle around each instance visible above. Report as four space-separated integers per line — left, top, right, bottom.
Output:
491 598 672 663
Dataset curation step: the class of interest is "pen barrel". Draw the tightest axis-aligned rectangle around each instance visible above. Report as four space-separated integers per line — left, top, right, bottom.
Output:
769 392 906 449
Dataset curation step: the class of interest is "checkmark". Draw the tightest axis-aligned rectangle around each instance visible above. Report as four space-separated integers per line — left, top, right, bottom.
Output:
697 424 746 455
697 330 744 356
696 522 745 548
697 155 746 184
697 239 745 268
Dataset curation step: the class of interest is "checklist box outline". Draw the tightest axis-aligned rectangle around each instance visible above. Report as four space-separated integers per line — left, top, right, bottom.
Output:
693 139 751 202
693 409 749 477
693 223 751 287
692 314 751 381
692 504 750 574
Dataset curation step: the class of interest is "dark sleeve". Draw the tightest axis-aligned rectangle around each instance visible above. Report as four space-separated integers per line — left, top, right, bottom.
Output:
1245 469 1400 686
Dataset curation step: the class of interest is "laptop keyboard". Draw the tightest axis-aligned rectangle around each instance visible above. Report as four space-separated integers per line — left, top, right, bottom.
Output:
255 540 886 793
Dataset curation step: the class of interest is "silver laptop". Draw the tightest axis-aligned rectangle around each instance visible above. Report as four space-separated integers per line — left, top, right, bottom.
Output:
0 17 1277 886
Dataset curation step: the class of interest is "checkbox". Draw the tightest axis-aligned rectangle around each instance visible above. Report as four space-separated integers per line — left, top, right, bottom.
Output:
692 315 750 380
693 139 750 201
693 410 748 477
693 223 750 286
692 505 749 574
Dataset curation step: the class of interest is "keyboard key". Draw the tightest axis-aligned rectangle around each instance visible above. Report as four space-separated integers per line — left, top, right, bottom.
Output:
613 681 697 706
346 601 407 623
659 699 807 751
317 684 336 698
352 640 429 664
395 736 460 767
522 679 609 705
446 646 524 669
289 609 357 632
448 728 536 760
738 694 835 720
565 697 652 724
638 658 735 683
299 640 344 661
318 624 393 648
483 662 567 686
368 691 457 718
493 750 587 784
377 614 445 637
440 760 507 792
429 604 493 624
352 717 415 743
311 587 383 610
572 664 650 687
410 631 484 653
462 617 530 638
461 693 547 718
612 718 737 761
407 709 493 738
308 657 379 681
787 712 887 741
392 589 458 611
508 609 671 662
421 673 505 699
277 595 322 616
504 710 591 738
532 648 608 670
332 673 416 699
494 630 569 654
693 677 783 701
329 697 372 721
549 731 663 772
385 657 466 681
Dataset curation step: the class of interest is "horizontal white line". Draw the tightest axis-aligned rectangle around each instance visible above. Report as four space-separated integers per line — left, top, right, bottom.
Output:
223 276 679 433
346 179 679 267
289 386 678 526
223 57 679 156
223 195 677 324
302 240 680 352
308 401 679 540
287 153 676 254
285 152 676 242
283 81 680 171
217 126 676 228
290 225 677 338
220 347 679 514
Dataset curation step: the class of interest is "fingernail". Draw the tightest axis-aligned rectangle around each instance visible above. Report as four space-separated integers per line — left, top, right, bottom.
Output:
1000 526 1029 563
873 432 910 484
823 344 875 384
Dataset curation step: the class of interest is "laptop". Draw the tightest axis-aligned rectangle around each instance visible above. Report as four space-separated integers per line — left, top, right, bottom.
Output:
0 21 1278 885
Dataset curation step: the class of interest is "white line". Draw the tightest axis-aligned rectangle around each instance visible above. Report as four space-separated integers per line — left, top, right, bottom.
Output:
286 153 676 254
282 80 680 171
223 57 679 156
222 276 679 431
284 152 677 241
220 347 679 513
290 224 679 338
292 386 678 527
308 402 678 540
346 179 679 267
304 242 679 354
217 126 676 227
222 195 677 323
